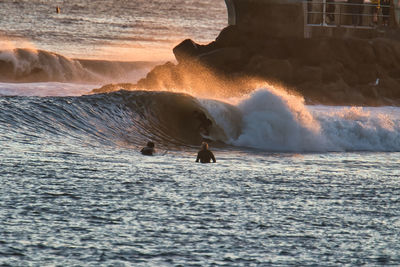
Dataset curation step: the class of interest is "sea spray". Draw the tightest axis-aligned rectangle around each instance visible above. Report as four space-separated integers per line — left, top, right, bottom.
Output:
198 98 243 141
0 48 100 82
0 48 156 84
199 86 400 152
225 87 328 152
313 106 400 151
2 83 400 152
197 84 400 152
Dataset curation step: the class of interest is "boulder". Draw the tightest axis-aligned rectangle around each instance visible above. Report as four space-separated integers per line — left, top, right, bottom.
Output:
321 78 365 105
355 63 379 84
346 39 376 64
173 39 202 63
131 29 400 106
372 39 398 68
136 61 178 90
329 39 355 68
293 66 322 84
198 47 243 71
250 58 293 82
379 76 400 98
358 84 379 100
321 61 343 83
259 40 289 60
285 38 331 66
215 25 244 48
341 69 359 87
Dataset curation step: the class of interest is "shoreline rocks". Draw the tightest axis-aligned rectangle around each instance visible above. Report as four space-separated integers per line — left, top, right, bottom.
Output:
96 25 400 106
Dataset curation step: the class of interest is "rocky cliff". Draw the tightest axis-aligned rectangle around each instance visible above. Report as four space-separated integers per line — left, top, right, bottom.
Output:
93 25 400 106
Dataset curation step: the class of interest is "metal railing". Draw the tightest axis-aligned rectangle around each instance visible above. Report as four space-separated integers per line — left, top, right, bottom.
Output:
304 1 392 28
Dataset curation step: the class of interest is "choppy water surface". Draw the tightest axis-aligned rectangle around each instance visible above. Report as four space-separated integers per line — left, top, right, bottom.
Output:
1 0 400 265
1 142 400 266
1 92 400 266
0 0 227 60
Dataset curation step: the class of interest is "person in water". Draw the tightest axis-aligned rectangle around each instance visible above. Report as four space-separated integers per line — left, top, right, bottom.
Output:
193 110 212 136
196 142 216 163
141 141 155 156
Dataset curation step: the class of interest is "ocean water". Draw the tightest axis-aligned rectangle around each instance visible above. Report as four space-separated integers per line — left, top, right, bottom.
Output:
1 1 400 266
0 0 227 61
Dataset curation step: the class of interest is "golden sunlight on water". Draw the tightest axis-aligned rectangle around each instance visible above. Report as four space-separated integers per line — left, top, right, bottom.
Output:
0 0 227 61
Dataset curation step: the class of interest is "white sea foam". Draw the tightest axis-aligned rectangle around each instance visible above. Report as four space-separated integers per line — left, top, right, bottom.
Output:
229 88 328 152
0 48 154 84
202 87 400 152
314 106 400 152
198 98 243 140
0 48 101 82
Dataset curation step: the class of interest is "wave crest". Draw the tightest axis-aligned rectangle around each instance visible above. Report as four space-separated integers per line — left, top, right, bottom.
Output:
0 48 155 83
201 87 400 152
1 86 400 152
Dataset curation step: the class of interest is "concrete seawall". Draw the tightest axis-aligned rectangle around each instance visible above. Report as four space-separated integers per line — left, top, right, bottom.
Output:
225 0 305 38
225 0 399 39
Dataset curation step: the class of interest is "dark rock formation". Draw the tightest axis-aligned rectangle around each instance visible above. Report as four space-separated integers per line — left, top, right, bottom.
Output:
173 38 218 63
173 39 201 63
93 24 400 106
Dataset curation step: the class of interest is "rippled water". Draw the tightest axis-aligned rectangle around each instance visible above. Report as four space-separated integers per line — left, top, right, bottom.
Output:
0 0 227 60
1 93 400 266
1 143 400 266
1 0 400 266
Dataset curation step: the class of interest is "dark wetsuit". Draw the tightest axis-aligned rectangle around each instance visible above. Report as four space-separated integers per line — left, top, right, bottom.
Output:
141 147 154 156
196 149 216 163
193 111 212 135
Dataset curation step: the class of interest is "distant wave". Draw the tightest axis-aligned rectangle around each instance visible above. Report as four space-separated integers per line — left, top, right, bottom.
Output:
0 82 96 97
1 88 399 152
0 48 157 83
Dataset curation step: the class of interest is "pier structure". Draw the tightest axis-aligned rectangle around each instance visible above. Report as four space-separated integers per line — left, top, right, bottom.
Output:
224 0 400 38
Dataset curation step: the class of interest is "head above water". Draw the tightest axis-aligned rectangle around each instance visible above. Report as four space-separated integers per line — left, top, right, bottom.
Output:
147 141 155 148
201 142 208 150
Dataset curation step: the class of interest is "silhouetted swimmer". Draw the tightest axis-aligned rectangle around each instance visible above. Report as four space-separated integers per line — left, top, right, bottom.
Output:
141 141 155 156
196 142 216 163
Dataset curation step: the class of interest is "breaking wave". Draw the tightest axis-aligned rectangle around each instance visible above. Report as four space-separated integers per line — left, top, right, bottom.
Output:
1 86 399 152
204 88 400 152
0 48 156 83
0 90 225 148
